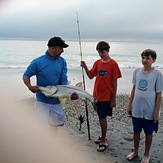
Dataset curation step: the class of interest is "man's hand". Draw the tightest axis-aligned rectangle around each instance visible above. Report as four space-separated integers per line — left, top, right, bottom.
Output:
70 92 79 100
28 85 40 93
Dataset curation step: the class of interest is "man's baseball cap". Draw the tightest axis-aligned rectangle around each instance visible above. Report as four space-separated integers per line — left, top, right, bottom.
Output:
47 36 69 48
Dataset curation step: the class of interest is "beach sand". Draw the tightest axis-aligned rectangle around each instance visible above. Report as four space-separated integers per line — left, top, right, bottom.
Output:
0 68 163 163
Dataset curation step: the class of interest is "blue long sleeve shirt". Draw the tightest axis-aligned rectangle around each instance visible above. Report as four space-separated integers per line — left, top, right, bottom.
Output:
23 51 68 104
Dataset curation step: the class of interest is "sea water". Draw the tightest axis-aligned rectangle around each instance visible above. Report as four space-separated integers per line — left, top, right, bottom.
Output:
0 39 163 70
0 39 163 95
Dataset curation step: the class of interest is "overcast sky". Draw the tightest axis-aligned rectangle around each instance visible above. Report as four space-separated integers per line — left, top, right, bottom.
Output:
0 0 163 41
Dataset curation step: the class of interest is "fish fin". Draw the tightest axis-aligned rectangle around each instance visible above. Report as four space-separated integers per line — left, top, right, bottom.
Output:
75 82 83 89
59 97 67 106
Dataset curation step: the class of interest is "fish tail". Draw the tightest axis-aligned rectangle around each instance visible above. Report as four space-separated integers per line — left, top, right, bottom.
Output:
92 101 97 111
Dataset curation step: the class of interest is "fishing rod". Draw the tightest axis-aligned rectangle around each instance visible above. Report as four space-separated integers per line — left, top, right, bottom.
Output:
76 11 91 140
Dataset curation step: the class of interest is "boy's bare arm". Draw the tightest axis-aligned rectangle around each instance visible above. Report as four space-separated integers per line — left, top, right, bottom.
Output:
110 79 117 108
127 85 135 116
154 92 162 122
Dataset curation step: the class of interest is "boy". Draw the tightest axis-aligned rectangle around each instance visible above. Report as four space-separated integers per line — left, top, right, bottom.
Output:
127 49 163 163
81 41 122 152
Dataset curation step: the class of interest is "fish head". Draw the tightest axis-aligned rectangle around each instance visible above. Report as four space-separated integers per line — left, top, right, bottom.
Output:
39 86 58 97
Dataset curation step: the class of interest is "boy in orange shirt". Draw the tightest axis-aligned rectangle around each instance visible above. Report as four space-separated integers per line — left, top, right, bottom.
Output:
81 41 122 152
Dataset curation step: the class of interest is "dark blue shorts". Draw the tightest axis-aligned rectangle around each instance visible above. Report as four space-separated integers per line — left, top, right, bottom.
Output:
132 117 158 135
96 101 112 118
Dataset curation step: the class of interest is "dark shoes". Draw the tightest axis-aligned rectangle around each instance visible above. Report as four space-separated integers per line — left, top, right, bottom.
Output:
94 136 107 144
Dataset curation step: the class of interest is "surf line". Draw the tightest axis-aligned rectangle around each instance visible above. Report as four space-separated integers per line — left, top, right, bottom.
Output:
76 11 91 140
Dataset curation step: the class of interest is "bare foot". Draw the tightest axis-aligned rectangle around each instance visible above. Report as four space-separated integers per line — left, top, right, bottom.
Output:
141 156 150 163
126 152 138 161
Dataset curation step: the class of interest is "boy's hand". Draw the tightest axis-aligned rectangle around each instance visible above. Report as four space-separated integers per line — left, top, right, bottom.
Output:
127 106 132 116
110 100 116 108
154 113 159 123
80 61 87 69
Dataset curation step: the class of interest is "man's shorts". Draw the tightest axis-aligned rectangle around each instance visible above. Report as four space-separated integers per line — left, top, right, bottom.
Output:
96 101 112 118
132 117 159 135
34 101 65 126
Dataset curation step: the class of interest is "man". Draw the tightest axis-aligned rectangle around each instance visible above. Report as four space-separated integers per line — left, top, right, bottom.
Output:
23 36 77 127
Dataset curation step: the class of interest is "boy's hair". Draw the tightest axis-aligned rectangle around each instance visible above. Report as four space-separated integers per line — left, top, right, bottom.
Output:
96 41 110 51
141 49 157 59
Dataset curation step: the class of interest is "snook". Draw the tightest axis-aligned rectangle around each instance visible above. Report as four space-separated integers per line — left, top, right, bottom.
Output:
39 85 97 110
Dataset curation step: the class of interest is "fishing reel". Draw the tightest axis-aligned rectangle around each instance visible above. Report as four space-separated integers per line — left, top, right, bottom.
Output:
78 114 84 131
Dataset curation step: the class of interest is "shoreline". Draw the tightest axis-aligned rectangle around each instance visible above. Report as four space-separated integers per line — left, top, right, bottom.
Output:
1 67 163 95
0 68 133 102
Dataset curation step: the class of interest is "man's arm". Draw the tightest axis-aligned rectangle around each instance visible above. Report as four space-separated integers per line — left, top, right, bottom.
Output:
23 76 39 93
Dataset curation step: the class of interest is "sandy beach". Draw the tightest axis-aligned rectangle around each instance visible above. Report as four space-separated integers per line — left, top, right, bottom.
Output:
0 68 163 163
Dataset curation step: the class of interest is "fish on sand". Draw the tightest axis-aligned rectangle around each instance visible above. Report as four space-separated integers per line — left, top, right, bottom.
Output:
39 84 97 110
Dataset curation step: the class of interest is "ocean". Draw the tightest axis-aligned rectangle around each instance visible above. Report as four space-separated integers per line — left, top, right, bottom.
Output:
0 39 163 70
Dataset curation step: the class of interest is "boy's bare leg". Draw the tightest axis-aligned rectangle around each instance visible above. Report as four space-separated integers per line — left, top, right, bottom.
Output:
127 133 140 160
99 118 108 144
97 118 108 151
141 135 152 163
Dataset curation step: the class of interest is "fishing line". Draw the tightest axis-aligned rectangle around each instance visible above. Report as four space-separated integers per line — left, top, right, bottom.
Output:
76 11 91 140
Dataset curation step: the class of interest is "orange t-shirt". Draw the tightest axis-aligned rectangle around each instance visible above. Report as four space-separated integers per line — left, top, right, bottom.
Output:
90 59 122 101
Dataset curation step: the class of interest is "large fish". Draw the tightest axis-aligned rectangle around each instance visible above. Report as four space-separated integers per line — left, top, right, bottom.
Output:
39 85 97 110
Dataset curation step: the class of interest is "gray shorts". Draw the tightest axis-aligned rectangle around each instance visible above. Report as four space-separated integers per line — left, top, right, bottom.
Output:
34 101 65 126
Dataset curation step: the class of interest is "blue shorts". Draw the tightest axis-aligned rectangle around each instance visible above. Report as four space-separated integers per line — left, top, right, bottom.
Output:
132 117 158 135
96 101 112 118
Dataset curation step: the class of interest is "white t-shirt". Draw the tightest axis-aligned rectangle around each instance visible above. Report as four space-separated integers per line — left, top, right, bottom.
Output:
132 68 163 120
